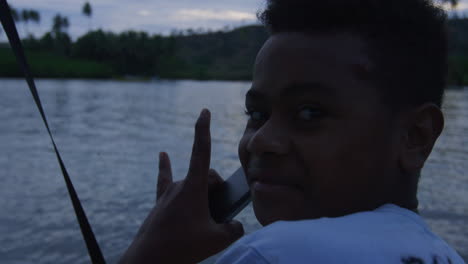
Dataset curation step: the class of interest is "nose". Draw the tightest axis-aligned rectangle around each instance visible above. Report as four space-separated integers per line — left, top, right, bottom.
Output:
246 118 289 155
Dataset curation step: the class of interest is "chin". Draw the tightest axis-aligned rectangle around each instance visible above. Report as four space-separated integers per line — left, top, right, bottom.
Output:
254 208 280 226
252 198 305 226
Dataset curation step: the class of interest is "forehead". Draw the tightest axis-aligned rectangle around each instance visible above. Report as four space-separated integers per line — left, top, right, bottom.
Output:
250 32 377 104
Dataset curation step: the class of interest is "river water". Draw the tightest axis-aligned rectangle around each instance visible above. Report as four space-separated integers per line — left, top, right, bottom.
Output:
0 79 467 263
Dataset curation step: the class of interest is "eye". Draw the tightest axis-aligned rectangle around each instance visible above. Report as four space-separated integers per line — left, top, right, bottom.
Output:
244 108 268 122
296 106 324 121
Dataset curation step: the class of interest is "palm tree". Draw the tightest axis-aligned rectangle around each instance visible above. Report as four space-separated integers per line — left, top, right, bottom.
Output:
82 2 93 31
29 10 41 25
52 14 69 35
10 6 20 22
62 17 70 32
21 9 31 36
29 10 41 38
52 14 62 34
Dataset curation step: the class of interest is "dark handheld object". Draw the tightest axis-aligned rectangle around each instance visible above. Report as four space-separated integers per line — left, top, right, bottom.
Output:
209 167 252 223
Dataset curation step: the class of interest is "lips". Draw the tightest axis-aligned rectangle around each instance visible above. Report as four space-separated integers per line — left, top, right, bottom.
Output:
248 168 279 184
247 167 300 190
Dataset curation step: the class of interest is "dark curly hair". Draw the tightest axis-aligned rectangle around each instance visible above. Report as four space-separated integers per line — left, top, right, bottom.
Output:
258 0 448 110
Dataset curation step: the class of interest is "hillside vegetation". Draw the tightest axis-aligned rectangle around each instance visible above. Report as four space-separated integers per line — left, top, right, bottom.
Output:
0 22 467 84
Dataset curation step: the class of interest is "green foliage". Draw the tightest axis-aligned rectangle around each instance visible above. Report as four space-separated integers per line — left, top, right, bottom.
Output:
72 30 162 75
0 48 114 78
23 31 73 56
448 55 468 85
1 21 467 83
448 18 468 85
158 26 268 80
0 48 19 76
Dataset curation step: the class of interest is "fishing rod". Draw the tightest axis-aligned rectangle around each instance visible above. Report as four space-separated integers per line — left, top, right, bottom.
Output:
0 1 106 263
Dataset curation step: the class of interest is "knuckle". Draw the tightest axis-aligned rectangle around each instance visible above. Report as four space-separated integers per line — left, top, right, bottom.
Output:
158 176 169 185
158 173 169 183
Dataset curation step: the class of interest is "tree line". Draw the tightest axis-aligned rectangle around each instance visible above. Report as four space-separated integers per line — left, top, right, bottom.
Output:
0 0 466 83
13 25 268 80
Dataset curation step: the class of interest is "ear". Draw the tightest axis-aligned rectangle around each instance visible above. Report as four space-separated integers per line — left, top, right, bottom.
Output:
399 103 444 174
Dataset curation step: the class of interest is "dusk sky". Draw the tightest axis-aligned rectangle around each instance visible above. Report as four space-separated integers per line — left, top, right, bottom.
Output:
4 0 468 40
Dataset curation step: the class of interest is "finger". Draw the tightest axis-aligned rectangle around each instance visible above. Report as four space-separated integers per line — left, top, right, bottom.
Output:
186 109 211 187
208 168 224 192
157 152 173 201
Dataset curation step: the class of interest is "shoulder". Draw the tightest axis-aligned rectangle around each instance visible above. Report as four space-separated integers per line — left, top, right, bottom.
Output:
233 210 397 263
241 204 413 250
217 204 466 264
218 207 395 263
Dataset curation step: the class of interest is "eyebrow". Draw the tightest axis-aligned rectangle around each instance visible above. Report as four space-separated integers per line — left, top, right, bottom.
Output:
246 82 335 101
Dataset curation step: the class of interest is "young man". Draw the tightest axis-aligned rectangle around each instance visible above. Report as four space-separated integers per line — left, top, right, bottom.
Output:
119 0 466 263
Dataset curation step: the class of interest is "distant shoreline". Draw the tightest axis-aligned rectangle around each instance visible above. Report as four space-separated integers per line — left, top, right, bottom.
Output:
1 20 467 85
0 76 254 83
0 77 465 90
0 48 466 85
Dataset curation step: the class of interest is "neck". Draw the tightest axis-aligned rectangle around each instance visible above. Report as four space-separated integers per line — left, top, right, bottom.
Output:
391 172 419 214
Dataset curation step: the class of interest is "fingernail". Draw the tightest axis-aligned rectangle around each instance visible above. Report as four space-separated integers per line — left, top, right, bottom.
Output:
159 152 165 160
201 108 210 119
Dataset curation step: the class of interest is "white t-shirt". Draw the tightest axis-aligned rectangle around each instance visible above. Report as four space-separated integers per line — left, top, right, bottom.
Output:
216 204 465 264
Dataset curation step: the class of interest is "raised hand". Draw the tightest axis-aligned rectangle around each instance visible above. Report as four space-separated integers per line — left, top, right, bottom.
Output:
119 109 244 264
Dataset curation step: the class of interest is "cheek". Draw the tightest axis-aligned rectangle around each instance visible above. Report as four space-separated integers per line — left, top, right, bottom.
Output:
238 130 250 169
298 124 394 199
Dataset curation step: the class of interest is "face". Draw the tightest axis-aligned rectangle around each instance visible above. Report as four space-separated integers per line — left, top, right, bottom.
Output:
238 32 402 226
